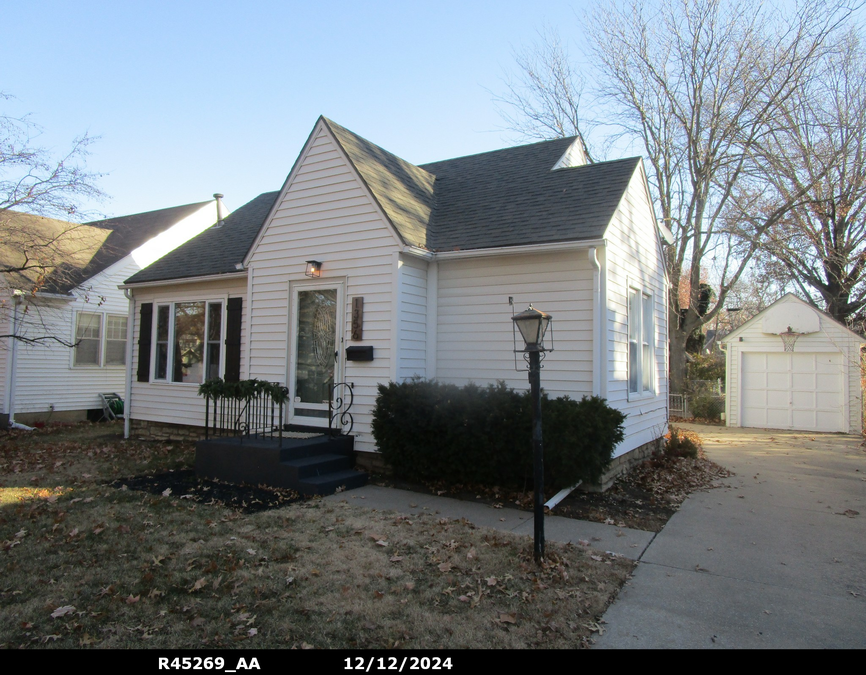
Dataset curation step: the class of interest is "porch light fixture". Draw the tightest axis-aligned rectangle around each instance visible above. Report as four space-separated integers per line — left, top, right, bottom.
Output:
511 304 553 564
305 260 323 278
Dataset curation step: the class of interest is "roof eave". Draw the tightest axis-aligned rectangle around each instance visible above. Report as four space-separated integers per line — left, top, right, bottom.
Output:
120 270 248 290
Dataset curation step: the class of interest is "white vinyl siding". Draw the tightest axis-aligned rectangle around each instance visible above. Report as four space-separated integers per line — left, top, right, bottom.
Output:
604 164 668 456
11 257 138 415
245 123 402 453
397 256 427 381
129 276 248 428
436 250 595 397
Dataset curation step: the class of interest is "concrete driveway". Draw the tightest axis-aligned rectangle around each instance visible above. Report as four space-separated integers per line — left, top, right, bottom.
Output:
594 424 866 649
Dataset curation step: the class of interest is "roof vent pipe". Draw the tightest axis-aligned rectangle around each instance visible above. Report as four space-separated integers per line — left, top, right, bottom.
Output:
213 193 226 227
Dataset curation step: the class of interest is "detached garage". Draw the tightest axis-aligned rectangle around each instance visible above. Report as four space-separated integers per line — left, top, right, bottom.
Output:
722 294 866 434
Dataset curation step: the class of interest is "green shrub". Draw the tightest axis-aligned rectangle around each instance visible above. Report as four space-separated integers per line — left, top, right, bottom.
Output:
690 392 723 421
664 426 701 458
371 380 625 491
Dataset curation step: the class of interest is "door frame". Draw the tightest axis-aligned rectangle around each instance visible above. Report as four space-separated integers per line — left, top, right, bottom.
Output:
287 278 346 428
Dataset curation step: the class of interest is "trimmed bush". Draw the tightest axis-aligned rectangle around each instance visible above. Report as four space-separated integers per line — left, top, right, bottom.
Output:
664 426 702 458
371 380 625 491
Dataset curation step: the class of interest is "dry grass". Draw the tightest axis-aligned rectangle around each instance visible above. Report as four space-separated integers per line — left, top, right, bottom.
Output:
0 423 634 649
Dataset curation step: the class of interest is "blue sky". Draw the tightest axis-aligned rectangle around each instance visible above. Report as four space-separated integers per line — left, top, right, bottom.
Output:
3 1 591 219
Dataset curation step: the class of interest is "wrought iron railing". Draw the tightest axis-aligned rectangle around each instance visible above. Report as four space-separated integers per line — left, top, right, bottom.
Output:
203 381 289 446
328 382 354 437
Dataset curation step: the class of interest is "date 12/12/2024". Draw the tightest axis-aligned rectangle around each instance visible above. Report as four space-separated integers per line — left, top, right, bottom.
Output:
345 657 453 671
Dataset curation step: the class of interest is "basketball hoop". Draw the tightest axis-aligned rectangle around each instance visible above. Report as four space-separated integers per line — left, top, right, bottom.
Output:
779 326 803 352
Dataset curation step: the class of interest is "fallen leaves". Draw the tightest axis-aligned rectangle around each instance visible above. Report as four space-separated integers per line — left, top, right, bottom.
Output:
50 605 76 618
189 578 207 593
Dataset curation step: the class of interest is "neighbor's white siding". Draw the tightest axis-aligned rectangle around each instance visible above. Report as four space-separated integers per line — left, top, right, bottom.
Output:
724 300 864 433
129 276 248 427
11 257 138 416
604 165 669 456
245 123 402 453
0 299 9 416
436 250 595 396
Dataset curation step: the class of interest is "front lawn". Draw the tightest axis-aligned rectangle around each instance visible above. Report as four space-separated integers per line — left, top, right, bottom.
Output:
0 423 633 650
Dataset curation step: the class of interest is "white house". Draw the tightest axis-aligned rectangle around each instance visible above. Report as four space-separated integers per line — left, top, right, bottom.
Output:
722 293 865 433
0 199 226 425
122 117 670 484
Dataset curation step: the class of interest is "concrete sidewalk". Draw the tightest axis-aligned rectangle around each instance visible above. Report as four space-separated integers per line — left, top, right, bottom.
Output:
594 424 866 649
324 484 655 560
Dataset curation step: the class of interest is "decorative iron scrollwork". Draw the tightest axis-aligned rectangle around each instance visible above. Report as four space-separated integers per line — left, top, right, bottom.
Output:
329 382 354 437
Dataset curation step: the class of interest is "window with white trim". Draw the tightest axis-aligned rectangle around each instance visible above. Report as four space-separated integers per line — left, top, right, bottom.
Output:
74 312 102 366
628 287 655 396
153 300 223 383
74 312 127 367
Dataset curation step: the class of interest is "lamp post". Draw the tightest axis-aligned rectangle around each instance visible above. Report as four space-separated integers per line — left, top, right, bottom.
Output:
512 305 552 564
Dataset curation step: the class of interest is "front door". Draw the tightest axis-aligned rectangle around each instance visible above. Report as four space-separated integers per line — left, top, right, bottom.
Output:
289 283 343 427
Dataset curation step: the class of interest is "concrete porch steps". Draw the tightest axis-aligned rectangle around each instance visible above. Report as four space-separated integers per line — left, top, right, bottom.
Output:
195 433 367 496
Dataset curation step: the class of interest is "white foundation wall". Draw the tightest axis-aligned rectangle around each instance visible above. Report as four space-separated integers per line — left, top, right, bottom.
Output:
245 124 401 453
129 276 248 427
435 250 595 397
603 166 669 457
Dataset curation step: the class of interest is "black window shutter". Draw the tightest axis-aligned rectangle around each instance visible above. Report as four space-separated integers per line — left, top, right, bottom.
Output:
137 303 153 382
224 297 243 382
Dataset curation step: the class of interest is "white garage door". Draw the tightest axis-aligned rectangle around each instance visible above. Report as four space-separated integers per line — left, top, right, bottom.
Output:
740 352 845 432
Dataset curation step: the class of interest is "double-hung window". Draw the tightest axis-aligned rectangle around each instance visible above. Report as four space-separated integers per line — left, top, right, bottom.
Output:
74 312 127 367
153 301 223 383
628 287 655 397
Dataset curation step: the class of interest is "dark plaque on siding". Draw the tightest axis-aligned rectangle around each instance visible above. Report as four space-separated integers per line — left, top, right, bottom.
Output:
351 297 364 341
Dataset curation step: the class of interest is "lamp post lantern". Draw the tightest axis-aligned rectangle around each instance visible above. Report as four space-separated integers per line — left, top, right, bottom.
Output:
511 305 552 563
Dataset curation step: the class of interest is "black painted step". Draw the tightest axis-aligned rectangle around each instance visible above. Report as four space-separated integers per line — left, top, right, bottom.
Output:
196 434 367 497
299 469 368 496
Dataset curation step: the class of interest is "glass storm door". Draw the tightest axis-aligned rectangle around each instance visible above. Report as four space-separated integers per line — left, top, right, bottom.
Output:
289 285 342 426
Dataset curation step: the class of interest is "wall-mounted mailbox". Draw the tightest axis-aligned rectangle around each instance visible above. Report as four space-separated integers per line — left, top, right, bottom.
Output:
346 346 374 361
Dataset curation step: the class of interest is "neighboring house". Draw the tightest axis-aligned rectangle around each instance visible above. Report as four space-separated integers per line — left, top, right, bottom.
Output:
722 293 866 433
0 199 226 425
122 117 669 483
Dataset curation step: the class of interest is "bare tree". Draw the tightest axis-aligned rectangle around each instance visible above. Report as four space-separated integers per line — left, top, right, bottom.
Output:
496 0 856 391
0 93 107 345
493 29 598 162
736 28 866 327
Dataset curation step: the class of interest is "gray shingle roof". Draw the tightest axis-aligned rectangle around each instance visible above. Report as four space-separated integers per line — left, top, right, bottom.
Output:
124 119 646 286
422 145 640 251
324 119 640 251
124 192 279 285
324 118 435 248
1 201 212 294
49 201 212 292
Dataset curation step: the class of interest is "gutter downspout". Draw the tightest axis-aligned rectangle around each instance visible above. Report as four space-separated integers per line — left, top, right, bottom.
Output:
124 288 134 439
589 248 601 397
